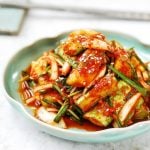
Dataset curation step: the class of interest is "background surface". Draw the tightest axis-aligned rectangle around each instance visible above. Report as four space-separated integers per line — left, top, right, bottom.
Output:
0 0 150 150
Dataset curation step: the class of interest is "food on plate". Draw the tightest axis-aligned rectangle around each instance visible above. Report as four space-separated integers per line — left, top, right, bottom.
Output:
18 30 150 131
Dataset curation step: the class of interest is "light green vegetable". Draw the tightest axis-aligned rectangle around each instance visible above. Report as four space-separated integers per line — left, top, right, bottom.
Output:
109 65 147 96
134 98 149 120
84 104 113 127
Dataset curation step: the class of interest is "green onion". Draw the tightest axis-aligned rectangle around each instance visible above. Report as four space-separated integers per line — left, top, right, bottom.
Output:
19 75 29 82
114 114 122 127
41 80 81 123
71 104 83 116
61 54 78 68
128 47 134 51
68 90 81 97
42 99 60 108
28 80 36 87
109 65 147 96
52 84 63 96
57 49 78 68
67 109 81 121
54 100 69 123
50 53 65 66
105 97 113 107
58 101 82 122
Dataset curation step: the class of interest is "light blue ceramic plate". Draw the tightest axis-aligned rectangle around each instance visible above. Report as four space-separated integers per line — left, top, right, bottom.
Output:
2 30 150 143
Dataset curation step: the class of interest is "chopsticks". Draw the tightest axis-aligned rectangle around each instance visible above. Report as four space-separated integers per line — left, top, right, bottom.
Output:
1 1 150 21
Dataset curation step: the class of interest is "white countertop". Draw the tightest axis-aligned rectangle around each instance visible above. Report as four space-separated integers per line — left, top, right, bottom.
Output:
0 0 150 149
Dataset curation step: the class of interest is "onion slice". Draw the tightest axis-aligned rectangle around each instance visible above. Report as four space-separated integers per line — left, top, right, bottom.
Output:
61 62 71 76
42 55 58 80
137 70 150 90
119 93 141 124
33 83 53 93
36 107 67 129
26 97 35 104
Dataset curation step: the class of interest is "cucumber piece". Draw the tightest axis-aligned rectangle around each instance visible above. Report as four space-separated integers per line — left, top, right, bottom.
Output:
75 75 117 112
134 97 149 120
110 80 131 113
84 103 113 127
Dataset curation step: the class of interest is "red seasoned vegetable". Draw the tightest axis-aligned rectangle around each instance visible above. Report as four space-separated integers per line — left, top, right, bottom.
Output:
19 30 150 131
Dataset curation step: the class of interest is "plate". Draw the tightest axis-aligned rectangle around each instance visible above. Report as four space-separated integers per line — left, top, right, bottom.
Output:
2 30 150 143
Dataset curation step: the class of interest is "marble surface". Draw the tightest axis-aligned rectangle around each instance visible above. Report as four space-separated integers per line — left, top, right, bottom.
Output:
0 0 150 149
